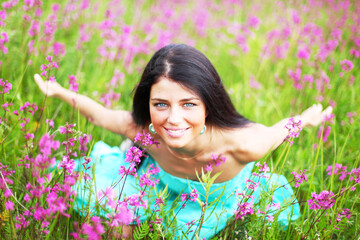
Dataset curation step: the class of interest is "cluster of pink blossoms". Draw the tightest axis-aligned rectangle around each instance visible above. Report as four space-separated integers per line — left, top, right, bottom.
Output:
307 191 335 210
68 75 79 92
326 163 360 191
139 164 160 188
205 153 226 172
0 32 9 54
234 201 255 220
284 117 302 145
13 130 86 233
291 170 308 188
134 129 160 147
180 189 199 209
40 55 58 81
252 162 270 179
71 216 105 240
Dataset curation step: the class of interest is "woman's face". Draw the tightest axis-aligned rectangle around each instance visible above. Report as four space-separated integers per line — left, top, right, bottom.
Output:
149 76 207 149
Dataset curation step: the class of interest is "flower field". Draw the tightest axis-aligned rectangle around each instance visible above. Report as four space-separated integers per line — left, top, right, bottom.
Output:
0 0 359 239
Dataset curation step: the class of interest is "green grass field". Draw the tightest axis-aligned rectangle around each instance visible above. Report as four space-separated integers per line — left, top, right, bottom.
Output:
0 0 359 239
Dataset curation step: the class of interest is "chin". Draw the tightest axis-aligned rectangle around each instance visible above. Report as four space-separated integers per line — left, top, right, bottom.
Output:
164 140 188 149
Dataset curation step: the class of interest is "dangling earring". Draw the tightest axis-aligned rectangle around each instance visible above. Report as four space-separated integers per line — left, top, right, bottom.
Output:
200 125 206 135
149 123 157 134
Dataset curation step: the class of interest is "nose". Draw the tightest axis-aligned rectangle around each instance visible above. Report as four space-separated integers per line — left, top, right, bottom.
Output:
167 107 182 125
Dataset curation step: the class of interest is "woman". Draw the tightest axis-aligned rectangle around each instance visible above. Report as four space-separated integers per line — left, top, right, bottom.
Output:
34 44 332 239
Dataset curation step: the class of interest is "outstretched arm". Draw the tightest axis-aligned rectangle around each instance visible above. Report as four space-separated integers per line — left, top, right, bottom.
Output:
236 104 333 162
34 74 140 139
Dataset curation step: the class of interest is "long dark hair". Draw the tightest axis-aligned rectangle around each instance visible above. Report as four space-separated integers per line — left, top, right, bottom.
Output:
132 44 251 128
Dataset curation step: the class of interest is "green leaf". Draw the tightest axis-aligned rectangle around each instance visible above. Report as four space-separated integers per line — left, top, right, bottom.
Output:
133 221 150 240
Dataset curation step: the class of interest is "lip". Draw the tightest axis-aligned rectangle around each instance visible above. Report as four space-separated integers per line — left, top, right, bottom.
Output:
164 127 190 138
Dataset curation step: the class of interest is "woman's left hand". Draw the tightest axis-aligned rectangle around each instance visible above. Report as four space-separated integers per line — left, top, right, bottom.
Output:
300 103 333 127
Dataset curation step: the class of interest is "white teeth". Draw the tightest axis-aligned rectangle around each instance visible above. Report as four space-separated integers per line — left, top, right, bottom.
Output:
168 129 186 133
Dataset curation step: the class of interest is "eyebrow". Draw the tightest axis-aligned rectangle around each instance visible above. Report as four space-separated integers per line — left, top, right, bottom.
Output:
150 97 200 101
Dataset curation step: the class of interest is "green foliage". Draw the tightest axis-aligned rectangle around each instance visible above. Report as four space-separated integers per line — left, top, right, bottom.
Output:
0 0 359 239
133 221 150 240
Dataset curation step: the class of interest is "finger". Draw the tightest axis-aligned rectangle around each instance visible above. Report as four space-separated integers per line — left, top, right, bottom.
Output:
34 74 44 84
317 103 323 112
324 106 333 116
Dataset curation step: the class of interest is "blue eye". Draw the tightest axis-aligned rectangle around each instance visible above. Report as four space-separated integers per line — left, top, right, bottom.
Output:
154 103 167 108
184 103 196 107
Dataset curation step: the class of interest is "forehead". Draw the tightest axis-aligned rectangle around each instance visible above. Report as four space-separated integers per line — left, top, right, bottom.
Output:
150 77 199 99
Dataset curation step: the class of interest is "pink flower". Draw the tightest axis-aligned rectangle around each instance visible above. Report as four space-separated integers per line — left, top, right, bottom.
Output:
291 170 308 187
205 163 213 172
24 194 31 202
46 119 54 128
139 164 160 188
53 42 66 56
125 146 143 163
267 215 274 222
46 55 53 63
285 118 302 145
5 200 14 210
107 205 134 226
317 126 331 142
255 162 270 173
81 216 105 239
307 191 335 210
134 130 159 147
340 59 354 72
247 16 261 29
211 153 226 167
4 188 12 198
52 61 59 69
189 189 199 202
235 201 254 220
249 76 261 89
297 46 311 60
68 75 78 92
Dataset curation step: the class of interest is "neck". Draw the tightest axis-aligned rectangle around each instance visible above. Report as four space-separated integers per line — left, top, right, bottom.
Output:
166 131 212 160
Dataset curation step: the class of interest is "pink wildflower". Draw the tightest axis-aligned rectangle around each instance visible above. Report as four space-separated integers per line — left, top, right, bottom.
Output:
68 75 78 92
107 205 134 226
134 130 159 147
291 170 308 187
336 208 351 223
317 126 331 142
235 201 254 220
205 163 213 172
255 162 270 173
189 189 199 203
4 188 12 198
307 191 335 210
139 164 160 188
297 46 311 60
5 200 14 210
247 16 261 29
249 76 261 89
125 146 143 163
46 119 54 128
285 117 302 145
340 59 353 72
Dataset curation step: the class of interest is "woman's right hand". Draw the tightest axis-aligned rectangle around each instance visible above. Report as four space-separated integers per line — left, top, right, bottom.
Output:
34 74 63 97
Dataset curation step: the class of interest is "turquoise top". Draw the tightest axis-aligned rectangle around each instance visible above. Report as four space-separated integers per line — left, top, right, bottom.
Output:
74 141 300 239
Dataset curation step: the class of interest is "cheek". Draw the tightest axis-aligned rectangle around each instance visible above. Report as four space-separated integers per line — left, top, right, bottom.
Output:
184 111 206 125
149 109 167 124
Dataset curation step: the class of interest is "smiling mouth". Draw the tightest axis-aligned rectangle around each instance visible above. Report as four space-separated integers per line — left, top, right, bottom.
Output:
164 127 190 137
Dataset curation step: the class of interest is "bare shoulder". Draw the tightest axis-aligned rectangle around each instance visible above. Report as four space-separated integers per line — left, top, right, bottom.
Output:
222 123 270 163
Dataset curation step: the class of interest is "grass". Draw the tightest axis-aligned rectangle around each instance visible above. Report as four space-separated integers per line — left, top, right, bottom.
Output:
0 0 359 239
